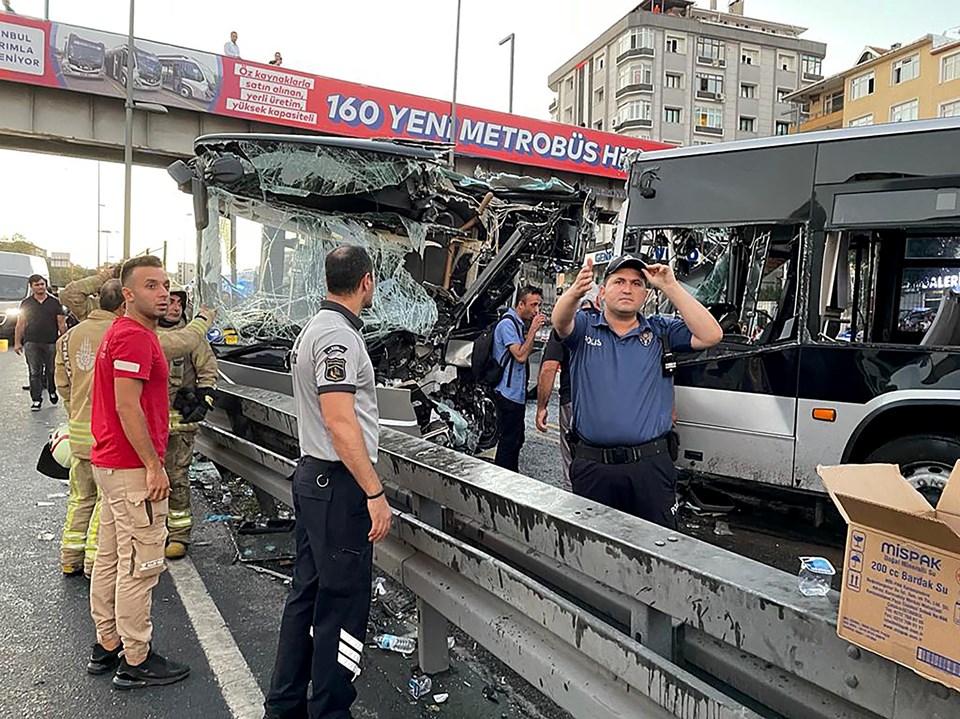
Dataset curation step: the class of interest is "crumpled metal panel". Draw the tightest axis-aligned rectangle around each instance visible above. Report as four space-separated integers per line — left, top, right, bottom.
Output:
237 140 437 197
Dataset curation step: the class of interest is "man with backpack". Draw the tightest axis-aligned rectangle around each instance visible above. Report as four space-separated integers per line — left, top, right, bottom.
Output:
489 285 545 472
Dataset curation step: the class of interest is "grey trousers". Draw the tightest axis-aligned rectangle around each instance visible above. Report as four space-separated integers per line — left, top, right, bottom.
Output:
559 402 573 492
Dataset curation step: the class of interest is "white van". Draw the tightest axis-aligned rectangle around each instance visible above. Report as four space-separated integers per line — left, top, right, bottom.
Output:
0 251 50 339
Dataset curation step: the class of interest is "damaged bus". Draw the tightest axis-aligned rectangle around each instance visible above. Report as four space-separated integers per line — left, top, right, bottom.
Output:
619 117 960 503
168 134 609 455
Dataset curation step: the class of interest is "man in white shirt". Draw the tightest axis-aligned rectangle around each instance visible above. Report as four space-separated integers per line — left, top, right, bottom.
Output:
223 31 240 58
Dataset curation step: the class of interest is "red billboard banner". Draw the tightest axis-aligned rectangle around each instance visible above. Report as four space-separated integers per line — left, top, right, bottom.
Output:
0 12 668 178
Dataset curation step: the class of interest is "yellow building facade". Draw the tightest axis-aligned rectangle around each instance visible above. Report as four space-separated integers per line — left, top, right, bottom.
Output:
787 35 960 132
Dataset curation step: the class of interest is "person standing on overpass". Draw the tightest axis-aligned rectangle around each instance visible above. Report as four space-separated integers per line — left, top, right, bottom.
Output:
551 255 722 528
265 245 392 719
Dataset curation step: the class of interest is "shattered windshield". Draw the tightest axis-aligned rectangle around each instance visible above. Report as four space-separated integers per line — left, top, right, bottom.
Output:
198 190 438 344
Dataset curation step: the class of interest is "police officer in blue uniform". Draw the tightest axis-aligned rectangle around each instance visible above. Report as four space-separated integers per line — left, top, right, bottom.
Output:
265 245 393 719
552 254 722 528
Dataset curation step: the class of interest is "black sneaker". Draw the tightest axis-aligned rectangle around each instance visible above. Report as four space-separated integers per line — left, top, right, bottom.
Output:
112 650 190 689
87 643 122 675
50 392 58 405
30 401 41 411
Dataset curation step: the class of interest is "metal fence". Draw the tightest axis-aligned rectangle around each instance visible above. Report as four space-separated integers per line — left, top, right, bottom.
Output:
198 384 958 719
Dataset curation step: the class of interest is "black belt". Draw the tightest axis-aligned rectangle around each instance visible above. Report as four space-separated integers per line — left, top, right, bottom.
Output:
572 436 668 465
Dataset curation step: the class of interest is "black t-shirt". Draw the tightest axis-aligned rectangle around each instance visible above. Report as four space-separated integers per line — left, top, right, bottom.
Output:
19 294 63 343
542 330 571 406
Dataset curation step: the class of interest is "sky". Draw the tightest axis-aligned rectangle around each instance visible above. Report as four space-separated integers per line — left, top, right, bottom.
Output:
1 0 958 270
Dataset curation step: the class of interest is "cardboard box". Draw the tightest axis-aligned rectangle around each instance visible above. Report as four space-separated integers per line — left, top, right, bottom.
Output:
819 463 960 691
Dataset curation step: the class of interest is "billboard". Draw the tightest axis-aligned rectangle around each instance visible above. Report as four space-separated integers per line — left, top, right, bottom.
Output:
0 12 668 178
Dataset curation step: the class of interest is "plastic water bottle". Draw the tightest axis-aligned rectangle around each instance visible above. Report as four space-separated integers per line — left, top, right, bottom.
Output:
373 633 416 654
408 674 432 699
798 556 836 597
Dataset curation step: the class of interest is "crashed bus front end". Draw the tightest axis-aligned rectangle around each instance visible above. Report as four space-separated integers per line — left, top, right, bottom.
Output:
170 134 609 454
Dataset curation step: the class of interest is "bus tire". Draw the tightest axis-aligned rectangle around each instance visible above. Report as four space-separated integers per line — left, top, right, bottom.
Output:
179 85 192 99
863 433 960 505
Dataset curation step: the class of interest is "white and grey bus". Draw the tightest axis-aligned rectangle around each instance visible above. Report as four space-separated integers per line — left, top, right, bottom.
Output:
620 117 960 503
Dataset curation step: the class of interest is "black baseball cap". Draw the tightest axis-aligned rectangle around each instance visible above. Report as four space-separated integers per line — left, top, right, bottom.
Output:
603 254 648 279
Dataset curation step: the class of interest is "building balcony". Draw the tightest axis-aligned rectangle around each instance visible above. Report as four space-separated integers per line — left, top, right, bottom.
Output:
802 71 824 83
694 124 723 136
695 89 725 102
615 82 654 98
616 117 653 131
617 47 655 64
796 108 843 133
696 55 726 69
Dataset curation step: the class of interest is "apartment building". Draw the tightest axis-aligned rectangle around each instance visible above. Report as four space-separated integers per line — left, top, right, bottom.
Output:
787 35 960 132
547 0 826 146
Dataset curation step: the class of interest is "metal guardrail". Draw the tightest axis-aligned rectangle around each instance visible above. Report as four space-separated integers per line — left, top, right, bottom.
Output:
199 384 959 719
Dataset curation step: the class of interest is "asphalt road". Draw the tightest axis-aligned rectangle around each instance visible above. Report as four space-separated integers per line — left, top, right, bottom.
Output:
0 350 569 719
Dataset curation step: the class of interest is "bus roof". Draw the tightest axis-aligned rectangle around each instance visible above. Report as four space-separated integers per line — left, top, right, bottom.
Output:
634 117 960 164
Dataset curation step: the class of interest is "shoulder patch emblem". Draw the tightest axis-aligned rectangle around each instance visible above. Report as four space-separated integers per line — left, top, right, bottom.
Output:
639 329 653 346
323 344 349 356
324 357 347 382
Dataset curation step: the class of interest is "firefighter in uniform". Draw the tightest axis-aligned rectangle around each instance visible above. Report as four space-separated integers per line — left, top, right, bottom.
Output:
157 283 218 560
55 280 126 576
264 245 392 719
55 279 217 576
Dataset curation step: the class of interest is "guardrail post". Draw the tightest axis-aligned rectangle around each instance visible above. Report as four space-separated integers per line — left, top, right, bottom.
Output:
630 600 675 660
412 496 450 674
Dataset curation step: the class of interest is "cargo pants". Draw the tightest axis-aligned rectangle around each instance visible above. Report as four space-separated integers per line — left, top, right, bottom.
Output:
164 430 196 544
90 466 168 664
60 457 101 575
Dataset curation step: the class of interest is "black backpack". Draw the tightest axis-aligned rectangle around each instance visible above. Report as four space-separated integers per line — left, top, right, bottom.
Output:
471 313 524 388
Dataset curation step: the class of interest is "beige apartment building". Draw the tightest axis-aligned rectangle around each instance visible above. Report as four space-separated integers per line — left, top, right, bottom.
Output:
547 0 826 146
787 34 960 132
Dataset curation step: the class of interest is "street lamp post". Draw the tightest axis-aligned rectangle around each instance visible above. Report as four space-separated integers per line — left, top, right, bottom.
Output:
448 0 462 167
122 0 135 261
499 33 515 114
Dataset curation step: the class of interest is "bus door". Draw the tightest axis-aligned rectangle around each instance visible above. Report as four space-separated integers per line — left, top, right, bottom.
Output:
668 223 803 488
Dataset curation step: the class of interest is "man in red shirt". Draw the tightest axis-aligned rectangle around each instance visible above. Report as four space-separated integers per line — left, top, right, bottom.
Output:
87 255 192 689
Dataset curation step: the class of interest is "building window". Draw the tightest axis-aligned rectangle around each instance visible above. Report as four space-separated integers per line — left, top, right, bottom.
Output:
618 99 652 124
890 99 919 123
801 55 822 77
618 62 653 88
776 87 790 102
594 86 604 104
778 53 796 72
698 73 724 95
696 37 725 64
943 51 960 83
741 47 759 66
695 105 723 129
848 114 873 127
565 77 574 92
563 106 573 123
594 54 605 72
594 119 604 131
940 99 960 117
664 72 682 89
775 121 789 135
739 116 756 132
619 28 655 56
825 90 844 114
849 71 875 100
892 54 919 85
664 107 682 124
665 35 685 54
740 82 757 99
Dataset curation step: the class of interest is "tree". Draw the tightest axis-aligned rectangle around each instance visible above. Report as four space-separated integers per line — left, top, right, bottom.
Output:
51 264 94 288
0 233 45 257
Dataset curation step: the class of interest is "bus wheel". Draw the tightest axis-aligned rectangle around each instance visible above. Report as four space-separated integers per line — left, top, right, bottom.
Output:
179 85 192 99
864 434 960 506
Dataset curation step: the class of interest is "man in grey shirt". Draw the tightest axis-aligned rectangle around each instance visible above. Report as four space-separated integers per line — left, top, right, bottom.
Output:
223 31 240 58
265 245 392 719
